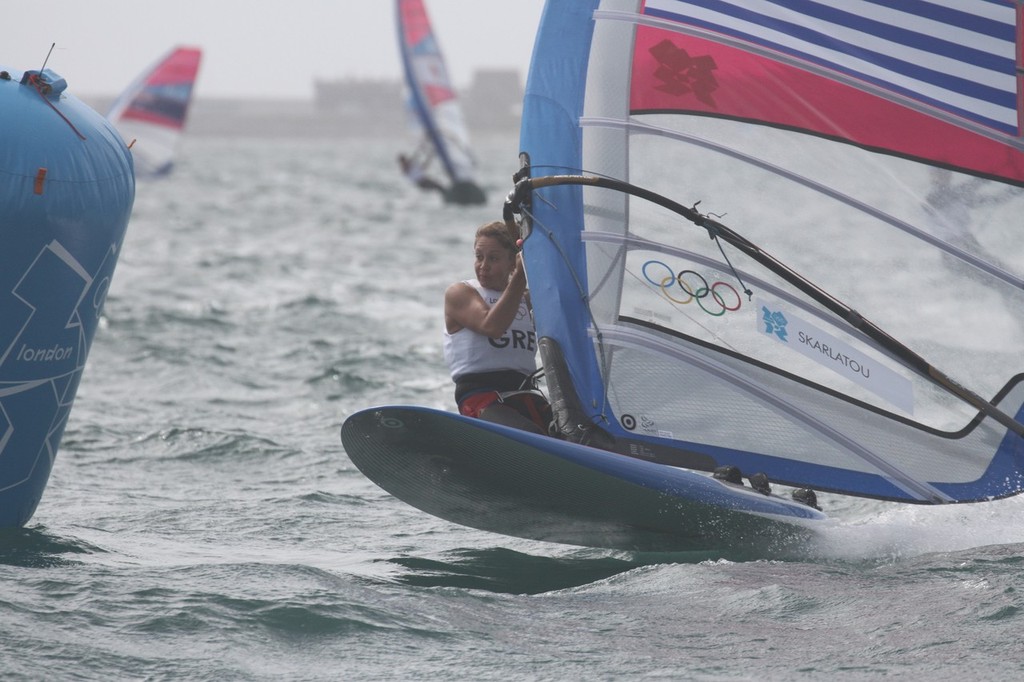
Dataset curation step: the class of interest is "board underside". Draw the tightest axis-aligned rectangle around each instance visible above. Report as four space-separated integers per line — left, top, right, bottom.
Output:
341 406 826 553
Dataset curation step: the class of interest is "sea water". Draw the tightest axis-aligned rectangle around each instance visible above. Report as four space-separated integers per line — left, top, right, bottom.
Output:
1 133 1022 681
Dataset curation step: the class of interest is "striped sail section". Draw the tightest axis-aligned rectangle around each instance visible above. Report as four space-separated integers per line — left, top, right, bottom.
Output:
642 0 1021 135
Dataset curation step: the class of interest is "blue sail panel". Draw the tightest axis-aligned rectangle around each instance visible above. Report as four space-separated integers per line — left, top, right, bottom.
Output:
520 0 603 422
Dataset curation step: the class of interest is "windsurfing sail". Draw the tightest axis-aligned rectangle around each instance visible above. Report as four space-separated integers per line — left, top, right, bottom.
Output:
510 0 1024 505
396 0 486 204
107 46 202 176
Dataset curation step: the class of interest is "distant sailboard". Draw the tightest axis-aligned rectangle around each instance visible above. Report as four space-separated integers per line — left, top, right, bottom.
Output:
395 0 486 205
343 0 1024 551
108 46 202 176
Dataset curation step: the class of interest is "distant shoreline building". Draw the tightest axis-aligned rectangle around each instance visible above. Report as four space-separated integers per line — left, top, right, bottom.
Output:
86 69 525 138
314 68 522 134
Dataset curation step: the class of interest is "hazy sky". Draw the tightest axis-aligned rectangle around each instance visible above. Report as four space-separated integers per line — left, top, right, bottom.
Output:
3 0 548 99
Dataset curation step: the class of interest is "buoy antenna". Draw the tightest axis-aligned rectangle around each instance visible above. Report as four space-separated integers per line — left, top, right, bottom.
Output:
40 42 56 73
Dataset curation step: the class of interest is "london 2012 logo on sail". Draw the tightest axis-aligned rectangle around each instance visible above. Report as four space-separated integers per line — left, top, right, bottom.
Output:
761 306 788 341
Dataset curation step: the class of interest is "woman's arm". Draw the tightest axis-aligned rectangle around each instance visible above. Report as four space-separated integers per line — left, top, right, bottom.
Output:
445 255 528 337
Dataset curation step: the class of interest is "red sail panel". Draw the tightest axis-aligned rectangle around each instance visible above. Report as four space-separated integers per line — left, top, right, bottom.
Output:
630 26 1024 184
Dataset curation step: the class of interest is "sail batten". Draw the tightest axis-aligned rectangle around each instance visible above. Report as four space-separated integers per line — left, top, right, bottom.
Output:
517 0 1024 504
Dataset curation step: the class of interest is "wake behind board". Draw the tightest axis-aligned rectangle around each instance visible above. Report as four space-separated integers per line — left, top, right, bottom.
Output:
341 406 827 553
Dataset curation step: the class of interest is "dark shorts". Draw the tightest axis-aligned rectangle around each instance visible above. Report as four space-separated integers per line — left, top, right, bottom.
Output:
454 370 535 404
454 371 553 434
458 389 554 434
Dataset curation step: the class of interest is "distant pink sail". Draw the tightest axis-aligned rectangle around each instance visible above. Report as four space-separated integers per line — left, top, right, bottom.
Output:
108 46 202 175
398 0 456 107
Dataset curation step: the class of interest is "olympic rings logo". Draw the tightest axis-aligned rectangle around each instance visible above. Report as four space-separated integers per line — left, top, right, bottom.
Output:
641 260 742 317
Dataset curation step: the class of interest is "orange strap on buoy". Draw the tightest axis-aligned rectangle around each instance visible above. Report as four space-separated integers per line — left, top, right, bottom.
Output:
34 167 47 195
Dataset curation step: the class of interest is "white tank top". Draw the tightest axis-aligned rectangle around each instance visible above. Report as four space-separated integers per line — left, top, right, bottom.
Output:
443 279 537 381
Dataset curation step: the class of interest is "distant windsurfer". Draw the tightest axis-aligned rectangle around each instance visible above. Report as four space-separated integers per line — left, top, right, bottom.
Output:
398 141 486 204
443 220 553 435
398 151 446 195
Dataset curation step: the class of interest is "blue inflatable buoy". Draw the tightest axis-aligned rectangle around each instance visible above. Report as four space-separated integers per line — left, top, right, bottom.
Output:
0 66 135 527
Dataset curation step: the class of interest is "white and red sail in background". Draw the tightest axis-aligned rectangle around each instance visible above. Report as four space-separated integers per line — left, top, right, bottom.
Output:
108 46 202 176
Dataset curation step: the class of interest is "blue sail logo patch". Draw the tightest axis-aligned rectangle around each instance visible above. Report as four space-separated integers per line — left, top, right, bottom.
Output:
761 306 788 341
756 299 914 414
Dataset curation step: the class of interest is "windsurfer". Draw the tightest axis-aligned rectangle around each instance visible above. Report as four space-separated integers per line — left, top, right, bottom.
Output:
398 153 446 195
443 220 553 435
